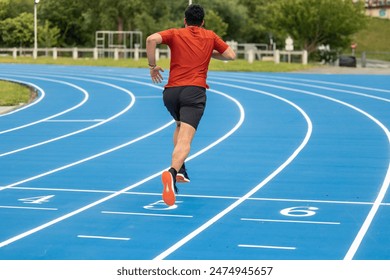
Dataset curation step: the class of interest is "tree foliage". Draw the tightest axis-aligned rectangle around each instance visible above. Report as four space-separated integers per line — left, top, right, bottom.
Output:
38 0 91 46
0 12 34 47
264 0 367 54
0 0 368 59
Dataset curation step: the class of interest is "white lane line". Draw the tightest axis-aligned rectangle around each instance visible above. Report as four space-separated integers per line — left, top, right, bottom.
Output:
0 120 174 192
153 85 312 260
102 211 193 218
0 88 243 248
238 244 296 250
261 74 390 94
0 74 135 157
10 186 388 206
8 72 387 259
210 72 390 94
241 218 340 225
211 77 390 261
44 119 105 122
212 74 390 103
77 235 130 241
0 75 89 135
0 205 57 211
0 78 45 117
0 172 163 248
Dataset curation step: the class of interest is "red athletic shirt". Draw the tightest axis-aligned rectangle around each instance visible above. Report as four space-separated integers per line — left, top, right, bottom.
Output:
158 26 229 89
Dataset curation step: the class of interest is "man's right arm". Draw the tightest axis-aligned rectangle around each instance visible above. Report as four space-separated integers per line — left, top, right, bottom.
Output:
146 33 163 67
146 33 164 84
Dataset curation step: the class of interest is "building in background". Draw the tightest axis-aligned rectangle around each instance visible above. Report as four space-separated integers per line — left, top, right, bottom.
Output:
353 0 390 19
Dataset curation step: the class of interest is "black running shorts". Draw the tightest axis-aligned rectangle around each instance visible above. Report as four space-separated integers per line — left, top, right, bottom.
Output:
163 86 207 130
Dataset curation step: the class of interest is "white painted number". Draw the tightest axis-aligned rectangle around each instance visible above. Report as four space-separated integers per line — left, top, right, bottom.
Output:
280 206 318 217
18 195 55 204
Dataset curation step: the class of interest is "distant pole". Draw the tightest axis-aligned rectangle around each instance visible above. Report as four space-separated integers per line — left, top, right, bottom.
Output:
189 0 192 5
34 0 40 58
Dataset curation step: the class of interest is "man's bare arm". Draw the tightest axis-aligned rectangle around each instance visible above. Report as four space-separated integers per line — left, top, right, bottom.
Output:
146 33 163 67
212 47 236 61
146 33 164 83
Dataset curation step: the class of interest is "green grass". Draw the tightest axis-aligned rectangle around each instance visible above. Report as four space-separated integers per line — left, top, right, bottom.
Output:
0 56 314 72
352 17 390 61
0 81 32 106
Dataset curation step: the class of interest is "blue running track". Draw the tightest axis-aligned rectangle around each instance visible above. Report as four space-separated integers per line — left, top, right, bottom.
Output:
0 64 389 260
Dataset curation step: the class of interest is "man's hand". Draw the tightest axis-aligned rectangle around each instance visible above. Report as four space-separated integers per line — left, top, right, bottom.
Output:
150 66 164 84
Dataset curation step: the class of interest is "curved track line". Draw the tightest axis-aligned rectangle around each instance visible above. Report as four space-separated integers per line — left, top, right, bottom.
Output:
0 75 136 157
0 75 89 134
269 74 390 93
212 77 390 260
0 121 174 248
214 75 390 103
0 78 45 117
212 72 390 94
154 83 312 260
0 88 243 248
0 119 173 192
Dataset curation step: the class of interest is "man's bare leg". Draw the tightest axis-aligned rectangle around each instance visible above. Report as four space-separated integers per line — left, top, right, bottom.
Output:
161 122 195 206
171 122 196 172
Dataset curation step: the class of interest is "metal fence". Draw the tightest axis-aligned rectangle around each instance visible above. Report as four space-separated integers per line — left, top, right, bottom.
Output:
361 51 390 68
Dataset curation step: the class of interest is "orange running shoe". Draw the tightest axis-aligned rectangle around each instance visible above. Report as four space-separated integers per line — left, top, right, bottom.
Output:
161 171 177 206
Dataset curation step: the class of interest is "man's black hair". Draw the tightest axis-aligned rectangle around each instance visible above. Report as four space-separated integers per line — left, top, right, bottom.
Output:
185 4 205 26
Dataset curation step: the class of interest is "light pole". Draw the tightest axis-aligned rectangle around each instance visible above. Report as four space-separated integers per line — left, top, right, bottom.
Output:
33 0 40 59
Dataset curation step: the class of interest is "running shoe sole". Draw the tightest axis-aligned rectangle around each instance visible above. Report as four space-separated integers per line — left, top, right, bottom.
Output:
162 171 176 206
176 173 190 183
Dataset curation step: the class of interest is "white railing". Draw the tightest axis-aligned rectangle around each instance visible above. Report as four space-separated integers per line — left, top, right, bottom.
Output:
0 47 145 60
0 47 308 65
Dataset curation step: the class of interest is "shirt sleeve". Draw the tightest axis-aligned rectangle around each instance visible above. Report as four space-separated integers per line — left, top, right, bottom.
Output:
158 29 175 45
213 33 229 54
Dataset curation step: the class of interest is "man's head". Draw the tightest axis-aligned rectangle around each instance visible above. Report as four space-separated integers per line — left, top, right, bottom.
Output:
184 4 205 27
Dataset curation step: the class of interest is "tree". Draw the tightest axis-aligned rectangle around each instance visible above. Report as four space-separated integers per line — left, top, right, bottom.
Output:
0 12 34 47
39 20 60 48
0 0 369 54
199 0 247 41
239 0 272 43
264 0 367 54
98 0 144 32
38 0 92 46
204 10 228 38
0 0 34 20
0 12 61 48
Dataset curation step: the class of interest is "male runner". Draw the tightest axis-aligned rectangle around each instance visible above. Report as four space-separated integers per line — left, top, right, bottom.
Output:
146 4 236 206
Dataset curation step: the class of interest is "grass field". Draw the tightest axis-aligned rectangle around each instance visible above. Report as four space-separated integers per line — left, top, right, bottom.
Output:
352 17 390 61
0 81 32 107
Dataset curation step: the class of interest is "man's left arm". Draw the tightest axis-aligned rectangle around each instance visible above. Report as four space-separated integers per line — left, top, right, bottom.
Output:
211 35 236 61
212 47 236 61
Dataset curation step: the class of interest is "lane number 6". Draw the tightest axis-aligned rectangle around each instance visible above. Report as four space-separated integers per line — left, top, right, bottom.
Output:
280 206 318 217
